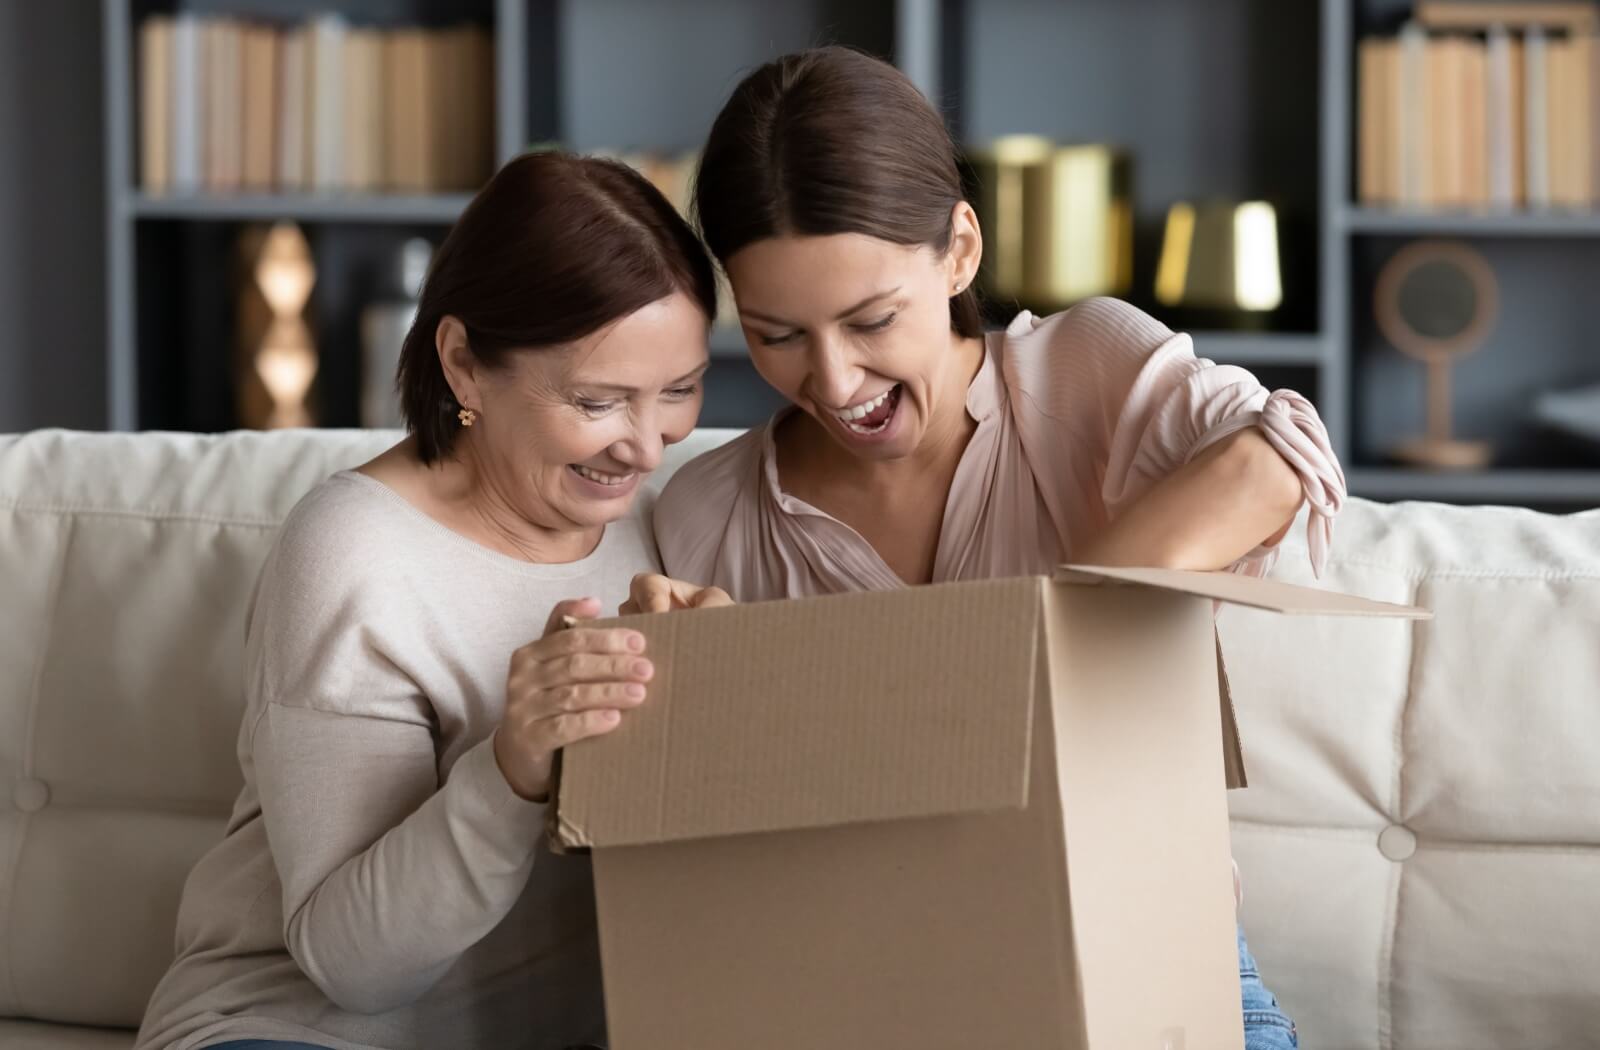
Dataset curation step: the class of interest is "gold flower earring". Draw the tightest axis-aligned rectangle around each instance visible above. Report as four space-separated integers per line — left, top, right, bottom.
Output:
458 407 478 427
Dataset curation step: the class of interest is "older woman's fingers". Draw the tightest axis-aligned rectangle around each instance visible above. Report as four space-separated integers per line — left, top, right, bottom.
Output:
542 596 601 636
534 681 647 717
536 708 624 752
511 627 642 688
538 626 644 658
532 651 653 689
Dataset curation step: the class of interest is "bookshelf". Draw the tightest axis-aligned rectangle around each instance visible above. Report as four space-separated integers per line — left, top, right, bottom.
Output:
101 0 1600 507
1335 0 1600 508
104 0 896 432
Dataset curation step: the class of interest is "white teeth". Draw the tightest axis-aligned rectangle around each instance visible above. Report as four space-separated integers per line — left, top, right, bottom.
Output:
833 388 891 424
572 464 634 486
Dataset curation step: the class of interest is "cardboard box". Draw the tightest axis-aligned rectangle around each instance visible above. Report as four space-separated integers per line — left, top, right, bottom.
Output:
554 566 1426 1050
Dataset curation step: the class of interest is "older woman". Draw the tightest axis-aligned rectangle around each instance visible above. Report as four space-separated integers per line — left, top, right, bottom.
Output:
135 151 726 1050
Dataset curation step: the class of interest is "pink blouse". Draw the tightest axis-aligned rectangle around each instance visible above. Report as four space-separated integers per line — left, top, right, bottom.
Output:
655 297 1346 599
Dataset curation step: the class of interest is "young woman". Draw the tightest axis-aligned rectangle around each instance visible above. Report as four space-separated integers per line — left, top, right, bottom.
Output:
653 46 1343 1049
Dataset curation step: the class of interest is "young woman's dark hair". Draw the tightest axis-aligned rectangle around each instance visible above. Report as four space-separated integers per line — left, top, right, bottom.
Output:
693 46 982 340
398 151 718 463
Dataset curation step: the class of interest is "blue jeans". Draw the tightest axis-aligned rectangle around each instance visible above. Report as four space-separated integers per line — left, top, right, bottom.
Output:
1240 925 1299 1049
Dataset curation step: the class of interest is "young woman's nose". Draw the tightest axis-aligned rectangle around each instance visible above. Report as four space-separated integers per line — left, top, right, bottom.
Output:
806 334 864 409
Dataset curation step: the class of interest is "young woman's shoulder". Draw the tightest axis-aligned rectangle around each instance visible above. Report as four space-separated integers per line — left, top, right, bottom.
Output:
1005 296 1183 377
654 426 767 582
998 297 1192 427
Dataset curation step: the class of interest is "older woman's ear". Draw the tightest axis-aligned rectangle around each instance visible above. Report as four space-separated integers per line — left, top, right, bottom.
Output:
435 315 482 415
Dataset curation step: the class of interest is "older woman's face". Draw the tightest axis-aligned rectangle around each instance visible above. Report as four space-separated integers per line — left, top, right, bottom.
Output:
473 292 708 531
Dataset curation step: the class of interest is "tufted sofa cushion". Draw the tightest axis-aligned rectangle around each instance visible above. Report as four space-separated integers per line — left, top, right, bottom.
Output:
1222 498 1600 1050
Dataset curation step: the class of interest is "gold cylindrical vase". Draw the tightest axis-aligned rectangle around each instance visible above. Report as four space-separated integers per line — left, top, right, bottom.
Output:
966 137 1133 308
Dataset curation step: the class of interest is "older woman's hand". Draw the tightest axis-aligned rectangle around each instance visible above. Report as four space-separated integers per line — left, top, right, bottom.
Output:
618 573 734 616
493 597 653 802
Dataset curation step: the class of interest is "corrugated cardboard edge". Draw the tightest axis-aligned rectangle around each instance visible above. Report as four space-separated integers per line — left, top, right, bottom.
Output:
545 746 590 854
1054 563 1433 619
545 612 592 854
1216 632 1247 790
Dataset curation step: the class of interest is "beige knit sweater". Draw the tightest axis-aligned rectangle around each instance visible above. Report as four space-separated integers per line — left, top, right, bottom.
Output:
135 471 658 1050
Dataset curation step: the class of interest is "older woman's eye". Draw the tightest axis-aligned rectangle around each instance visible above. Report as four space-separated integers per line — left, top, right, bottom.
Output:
758 330 801 347
576 399 615 415
855 312 896 333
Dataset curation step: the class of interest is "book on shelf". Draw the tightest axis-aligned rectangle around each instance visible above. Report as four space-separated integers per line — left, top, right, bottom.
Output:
277 27 309 191
171 14 202 193
1526 26 1552 205
308 15 345 193
1399 22 1430 206
1358 21 1598 211
384 29 427 192
1486 25 1525 207
202 19 243 192
139 16 172 193
136 14 495 199
342 28 384 192
1416 1 1599 32
241 25 278 191
1358 36 1394 203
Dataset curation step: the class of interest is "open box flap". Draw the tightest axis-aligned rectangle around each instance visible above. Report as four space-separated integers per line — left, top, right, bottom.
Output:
554 577 1043 850
1055 564 1431 619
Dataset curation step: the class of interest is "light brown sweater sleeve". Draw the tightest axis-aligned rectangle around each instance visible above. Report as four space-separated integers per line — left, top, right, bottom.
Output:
243 507 545 1015
253 710 543 1014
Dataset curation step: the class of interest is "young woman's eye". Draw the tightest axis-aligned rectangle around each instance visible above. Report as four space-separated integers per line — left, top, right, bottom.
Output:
665 385 700 400
758 330 802 347
856 312 896 333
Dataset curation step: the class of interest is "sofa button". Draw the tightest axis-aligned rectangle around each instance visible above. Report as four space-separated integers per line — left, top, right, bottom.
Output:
14 778 50 813
1378 824 1416 861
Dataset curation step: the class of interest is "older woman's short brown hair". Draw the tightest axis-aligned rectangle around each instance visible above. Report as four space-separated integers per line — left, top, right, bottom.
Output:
398 151 718 463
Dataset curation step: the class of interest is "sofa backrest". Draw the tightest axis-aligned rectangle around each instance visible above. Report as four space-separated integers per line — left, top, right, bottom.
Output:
0 428 734 1028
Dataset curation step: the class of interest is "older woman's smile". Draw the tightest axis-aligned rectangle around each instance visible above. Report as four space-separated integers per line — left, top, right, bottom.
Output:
569 462 639 496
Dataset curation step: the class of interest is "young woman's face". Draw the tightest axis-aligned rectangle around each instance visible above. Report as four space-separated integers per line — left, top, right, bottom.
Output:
724 207 980 463
460 292 709 531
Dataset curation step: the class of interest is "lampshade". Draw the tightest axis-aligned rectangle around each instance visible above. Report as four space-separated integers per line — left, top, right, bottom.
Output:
1154 200 1283 312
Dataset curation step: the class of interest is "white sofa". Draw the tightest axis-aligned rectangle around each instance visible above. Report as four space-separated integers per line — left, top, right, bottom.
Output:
1 428 1597 1050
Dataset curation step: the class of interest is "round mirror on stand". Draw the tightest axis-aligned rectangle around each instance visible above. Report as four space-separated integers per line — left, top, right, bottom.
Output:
1374 239 1499 470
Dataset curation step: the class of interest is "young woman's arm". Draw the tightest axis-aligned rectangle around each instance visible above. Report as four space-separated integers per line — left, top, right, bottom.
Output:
1006 298 1344 577
1075 428 1304 571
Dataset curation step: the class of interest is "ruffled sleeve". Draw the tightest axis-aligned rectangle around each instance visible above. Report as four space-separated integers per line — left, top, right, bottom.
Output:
1004 298 1346 578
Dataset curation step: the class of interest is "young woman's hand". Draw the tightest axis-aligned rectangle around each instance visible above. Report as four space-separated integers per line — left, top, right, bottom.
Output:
618 573 734 615
493 597 652 802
